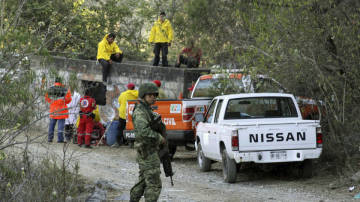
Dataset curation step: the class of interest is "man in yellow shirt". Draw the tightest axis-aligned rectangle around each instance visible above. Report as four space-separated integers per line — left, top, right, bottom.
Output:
97 33 123 83
148 11 174 67
117 83 138 146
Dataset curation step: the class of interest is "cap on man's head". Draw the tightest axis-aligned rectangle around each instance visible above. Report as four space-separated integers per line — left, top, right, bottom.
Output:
108 33 116 39
127 83 135 90
55 76 62 83
153 80 161 87
160 11 166 16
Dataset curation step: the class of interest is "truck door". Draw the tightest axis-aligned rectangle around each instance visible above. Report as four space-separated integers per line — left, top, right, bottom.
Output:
208 99 223 159
198 99 218 156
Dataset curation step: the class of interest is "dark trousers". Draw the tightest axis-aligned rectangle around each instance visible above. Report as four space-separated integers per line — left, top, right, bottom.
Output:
64 124 75 142
117 118 126 145
175 55 199 68
153 43 168 66
98 53 123 82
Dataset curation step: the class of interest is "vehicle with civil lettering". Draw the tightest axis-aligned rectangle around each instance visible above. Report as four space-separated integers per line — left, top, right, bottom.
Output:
124 73 256 157
124 99 209 157
195 93 322 183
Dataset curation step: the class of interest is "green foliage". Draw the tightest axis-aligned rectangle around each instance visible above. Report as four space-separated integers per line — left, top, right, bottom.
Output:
0 153 85 201
177 0 360 172
1 0 360 174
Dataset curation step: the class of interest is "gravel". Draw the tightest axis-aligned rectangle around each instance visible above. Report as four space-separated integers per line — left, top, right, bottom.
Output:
12 136 357 202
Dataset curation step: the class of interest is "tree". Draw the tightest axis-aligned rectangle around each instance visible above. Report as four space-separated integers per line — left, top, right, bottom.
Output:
0 0 86 200
178 0 360 172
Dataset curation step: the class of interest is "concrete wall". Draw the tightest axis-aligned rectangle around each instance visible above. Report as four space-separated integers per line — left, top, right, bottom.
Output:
30 56 210 99
30 56 210 122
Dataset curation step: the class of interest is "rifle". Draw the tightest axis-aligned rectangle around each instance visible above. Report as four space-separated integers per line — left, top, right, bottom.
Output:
150 113 174 186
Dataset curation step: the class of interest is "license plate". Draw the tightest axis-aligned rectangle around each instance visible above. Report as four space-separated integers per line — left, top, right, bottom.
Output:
125 132 135 139
270 151 287 160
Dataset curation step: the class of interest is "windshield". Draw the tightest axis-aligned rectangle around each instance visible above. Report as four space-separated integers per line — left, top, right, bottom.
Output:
224 97 298 119
192 78 246 98
192 75 285 98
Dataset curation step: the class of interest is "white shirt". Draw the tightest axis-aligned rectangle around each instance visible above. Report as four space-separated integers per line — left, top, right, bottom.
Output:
65 91 81 125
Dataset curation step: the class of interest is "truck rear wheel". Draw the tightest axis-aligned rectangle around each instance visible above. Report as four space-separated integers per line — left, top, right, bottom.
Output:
197 144 211 172
221 149 237 183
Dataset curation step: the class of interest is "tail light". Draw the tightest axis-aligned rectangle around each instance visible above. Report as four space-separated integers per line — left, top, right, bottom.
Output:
231 130 239 151
316 127 322 148
182 106 195 122
125 102 128 121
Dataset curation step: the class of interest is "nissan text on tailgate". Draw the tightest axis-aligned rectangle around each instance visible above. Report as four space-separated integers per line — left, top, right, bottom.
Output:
195 93 322 183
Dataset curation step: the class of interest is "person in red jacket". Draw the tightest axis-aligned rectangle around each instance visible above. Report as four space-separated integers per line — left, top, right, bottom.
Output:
45 77 72 143
78 88 97 148
175 39 202 68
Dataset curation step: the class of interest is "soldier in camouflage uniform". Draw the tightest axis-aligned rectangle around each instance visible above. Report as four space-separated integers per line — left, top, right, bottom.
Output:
130 83 165 202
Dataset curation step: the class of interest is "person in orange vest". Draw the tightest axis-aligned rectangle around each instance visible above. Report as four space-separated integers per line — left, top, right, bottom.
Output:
77 88 97 148
45 77 72 143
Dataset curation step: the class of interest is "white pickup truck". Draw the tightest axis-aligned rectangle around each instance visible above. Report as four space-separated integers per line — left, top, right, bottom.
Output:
195 93 322 183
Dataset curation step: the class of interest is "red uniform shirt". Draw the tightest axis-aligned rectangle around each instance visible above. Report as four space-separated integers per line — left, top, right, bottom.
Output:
181 47 202 63
79 96 96 113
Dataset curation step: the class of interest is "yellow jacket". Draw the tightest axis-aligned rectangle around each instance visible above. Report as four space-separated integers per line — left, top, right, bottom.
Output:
158 88 167 99
97 34 123 61
118 90 138 119
148 19 174 43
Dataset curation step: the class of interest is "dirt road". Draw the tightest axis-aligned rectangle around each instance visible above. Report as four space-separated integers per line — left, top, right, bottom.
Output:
21 136 356 202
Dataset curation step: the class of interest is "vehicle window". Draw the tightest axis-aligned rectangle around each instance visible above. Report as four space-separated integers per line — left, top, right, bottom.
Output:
204 100 217 123
192 78 245 98
214 100 223 123
224 97 297 119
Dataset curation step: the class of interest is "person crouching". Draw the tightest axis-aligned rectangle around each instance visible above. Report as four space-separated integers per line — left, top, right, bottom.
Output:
77 89 96 148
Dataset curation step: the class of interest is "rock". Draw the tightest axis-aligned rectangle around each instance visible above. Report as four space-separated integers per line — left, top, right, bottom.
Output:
350 171 360 183
86 186 107 202
328 182 341 189
114 193 130 201
95 179 118 191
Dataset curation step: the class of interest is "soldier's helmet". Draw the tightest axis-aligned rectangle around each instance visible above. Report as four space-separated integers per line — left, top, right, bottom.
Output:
139 83 159 98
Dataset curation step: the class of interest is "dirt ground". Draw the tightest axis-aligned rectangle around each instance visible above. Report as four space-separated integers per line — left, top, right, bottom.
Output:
14 131 359 202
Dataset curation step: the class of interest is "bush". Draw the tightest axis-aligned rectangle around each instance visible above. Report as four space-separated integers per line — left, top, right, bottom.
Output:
0 152 87 201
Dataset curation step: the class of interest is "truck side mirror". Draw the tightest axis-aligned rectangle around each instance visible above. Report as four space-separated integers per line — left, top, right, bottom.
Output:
195 113 204 122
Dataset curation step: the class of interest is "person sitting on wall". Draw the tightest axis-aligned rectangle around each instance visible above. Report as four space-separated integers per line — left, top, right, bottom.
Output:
175 39 202 68
97 33 123 84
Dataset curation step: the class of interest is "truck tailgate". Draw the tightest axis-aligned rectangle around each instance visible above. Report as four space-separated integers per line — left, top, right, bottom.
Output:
126 100 190 131
237 122 317 151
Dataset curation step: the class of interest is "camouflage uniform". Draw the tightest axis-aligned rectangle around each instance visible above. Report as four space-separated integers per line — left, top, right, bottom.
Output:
130 100 164 202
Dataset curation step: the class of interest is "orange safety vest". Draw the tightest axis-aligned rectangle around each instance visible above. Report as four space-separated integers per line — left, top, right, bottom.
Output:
45 82 72 119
